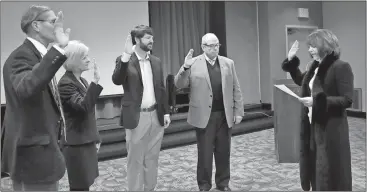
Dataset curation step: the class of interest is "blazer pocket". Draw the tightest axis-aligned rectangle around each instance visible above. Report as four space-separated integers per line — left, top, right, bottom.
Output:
17 135 50 147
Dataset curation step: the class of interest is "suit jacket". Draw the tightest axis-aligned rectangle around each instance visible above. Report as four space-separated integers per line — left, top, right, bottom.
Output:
58 71 103 145
175 54 244 128
112 52 169 129
1 39 67 183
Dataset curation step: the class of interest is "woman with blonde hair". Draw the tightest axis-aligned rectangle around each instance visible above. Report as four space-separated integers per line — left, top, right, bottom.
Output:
281 29 353 191
58 40 103 191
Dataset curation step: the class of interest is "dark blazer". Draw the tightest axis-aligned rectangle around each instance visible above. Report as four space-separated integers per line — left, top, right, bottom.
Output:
1 39 67 184
58 71 103 145
282 53 353 191
112 53 169 129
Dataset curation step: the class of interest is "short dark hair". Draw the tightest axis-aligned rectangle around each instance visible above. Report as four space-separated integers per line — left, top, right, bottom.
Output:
20 5 52 34
130 25 153 45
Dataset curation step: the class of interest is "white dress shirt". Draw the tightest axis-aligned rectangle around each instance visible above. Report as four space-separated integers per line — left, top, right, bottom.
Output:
27 37 65 56
308 67 319 123
204 53 217 66
121 46 169 118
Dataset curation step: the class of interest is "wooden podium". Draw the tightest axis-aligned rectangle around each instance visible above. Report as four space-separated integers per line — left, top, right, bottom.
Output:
273 79 303 163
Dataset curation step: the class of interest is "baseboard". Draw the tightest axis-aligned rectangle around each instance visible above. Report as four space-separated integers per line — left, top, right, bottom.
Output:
347 110 366 119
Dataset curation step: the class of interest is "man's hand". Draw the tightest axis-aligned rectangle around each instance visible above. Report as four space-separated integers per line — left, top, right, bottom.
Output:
124 34 134 55
53 11 70 49
96 143 101 152
234 116 243 124
92 58 100 84
183 49 196 68
164 115 171 128
299 97 313 107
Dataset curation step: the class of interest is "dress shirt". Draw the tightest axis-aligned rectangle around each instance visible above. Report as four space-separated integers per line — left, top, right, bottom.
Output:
308 67 319 123
27 37 65 55
204 53 217 66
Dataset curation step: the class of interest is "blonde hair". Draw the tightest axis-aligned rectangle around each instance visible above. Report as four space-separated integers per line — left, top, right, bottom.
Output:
306 29 341 59
63 40 89 71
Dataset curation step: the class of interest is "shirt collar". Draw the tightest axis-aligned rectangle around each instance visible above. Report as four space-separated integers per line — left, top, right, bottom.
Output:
27 37 48 57
204 53 217 65
133 45 150 61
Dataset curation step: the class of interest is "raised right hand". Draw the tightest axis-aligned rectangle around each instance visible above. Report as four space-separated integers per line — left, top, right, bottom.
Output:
124 34 134 55
92 58 100 84
287 40 299 61
183 49 196 68
53 11 70 49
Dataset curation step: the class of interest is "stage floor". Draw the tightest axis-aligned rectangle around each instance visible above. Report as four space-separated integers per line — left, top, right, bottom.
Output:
1 117 365 191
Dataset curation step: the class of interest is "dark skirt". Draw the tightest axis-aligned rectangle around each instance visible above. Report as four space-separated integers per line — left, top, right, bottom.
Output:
63 142 99 189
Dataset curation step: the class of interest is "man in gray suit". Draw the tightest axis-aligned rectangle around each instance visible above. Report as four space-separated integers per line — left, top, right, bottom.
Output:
175 33 244 191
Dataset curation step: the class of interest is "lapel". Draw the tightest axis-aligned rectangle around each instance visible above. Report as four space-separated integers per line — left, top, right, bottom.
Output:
217 56 226 89
66 71 87 94
23 39 42 62
150 56 160 99
301 53 338 97
199 54 212 91
80 78 89 90
131 53 143 85
24 39 60 109
150 56 159 86
302 53 338 86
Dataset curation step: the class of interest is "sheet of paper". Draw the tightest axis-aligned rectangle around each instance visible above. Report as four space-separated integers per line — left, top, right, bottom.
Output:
274 84 300 99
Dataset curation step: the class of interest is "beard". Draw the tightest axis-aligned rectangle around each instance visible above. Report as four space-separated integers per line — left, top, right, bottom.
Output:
140 43 153 52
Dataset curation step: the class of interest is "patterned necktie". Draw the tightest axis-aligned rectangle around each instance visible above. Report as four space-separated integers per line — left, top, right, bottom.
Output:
50 77 67 142
38 52 66 142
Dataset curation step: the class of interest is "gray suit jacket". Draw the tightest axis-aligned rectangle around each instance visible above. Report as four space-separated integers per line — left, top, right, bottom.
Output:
174 54 244 128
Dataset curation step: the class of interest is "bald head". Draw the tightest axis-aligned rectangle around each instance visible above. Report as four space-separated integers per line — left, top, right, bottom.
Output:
201 33 219 45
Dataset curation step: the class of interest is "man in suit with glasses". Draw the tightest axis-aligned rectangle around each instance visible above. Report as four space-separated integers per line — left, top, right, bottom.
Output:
175 33 244 191
1 5 70 191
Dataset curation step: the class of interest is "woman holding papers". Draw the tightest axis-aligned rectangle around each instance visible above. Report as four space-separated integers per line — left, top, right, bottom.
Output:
281 29 353 191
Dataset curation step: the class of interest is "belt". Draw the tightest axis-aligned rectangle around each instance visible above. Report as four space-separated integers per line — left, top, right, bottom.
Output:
140 104 157 112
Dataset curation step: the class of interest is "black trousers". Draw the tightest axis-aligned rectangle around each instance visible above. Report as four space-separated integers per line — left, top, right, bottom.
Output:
196 111 232 190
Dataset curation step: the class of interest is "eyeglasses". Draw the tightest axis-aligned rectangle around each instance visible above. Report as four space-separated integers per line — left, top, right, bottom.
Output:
203 43 221 49
35 19 56 25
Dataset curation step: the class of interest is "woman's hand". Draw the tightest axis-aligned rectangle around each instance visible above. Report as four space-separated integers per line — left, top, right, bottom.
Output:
96 143 101 152
288 40 299 61
299 97 313 107
92 58 100 84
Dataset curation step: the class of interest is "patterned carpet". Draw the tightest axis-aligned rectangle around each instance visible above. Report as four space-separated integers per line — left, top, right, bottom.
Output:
1 117 365 191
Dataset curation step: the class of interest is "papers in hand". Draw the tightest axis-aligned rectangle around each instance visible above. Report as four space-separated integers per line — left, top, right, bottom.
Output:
274 84 300 99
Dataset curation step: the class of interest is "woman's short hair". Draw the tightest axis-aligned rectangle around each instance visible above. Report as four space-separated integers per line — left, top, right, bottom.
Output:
306 29 341 59
63 40 89 71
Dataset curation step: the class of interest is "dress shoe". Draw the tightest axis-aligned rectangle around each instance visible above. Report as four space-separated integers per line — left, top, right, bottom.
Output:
216 186 231 191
